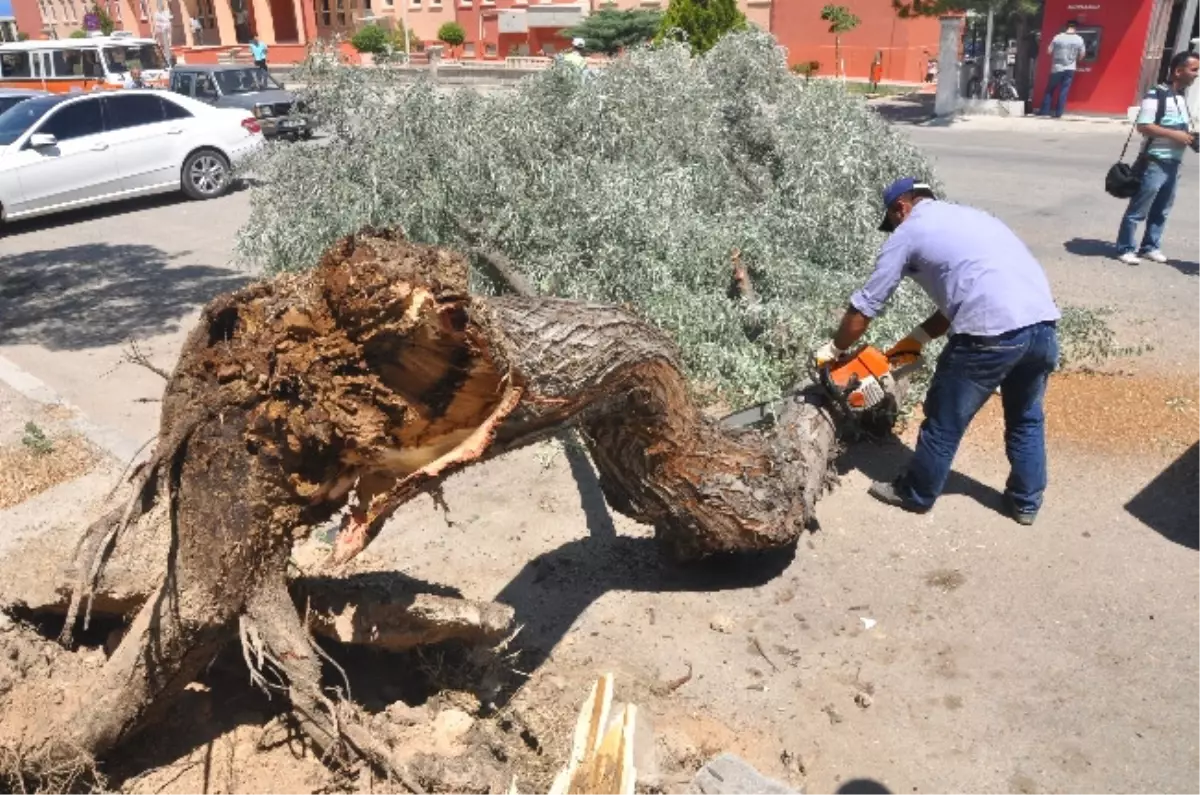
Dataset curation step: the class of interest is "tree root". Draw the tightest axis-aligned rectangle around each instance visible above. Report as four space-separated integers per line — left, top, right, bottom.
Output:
0 739 106 795
243 580 426 794
0 228 900 784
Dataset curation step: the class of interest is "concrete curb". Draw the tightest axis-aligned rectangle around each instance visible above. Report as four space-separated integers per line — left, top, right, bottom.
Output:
0 353 146 465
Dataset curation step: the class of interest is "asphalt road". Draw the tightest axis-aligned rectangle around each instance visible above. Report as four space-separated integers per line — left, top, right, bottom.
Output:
904 120 1199 377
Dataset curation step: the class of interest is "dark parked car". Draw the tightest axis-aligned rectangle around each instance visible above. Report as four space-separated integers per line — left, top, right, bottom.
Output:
168 64 311 140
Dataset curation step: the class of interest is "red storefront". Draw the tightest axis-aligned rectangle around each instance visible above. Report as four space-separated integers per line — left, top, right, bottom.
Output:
1034 0 1187 115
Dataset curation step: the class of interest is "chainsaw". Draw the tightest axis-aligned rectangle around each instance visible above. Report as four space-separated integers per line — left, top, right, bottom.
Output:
718 346 923 431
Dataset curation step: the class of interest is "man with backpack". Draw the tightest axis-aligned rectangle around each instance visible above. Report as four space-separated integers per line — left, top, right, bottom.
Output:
1115 50 1198 266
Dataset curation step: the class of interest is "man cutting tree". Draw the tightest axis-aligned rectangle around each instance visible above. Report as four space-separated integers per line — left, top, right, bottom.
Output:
813 178 1061 524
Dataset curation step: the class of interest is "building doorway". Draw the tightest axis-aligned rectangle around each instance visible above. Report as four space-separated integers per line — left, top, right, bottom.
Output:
267 0 299 41
1158 0 1200 82
1137 0 1175 98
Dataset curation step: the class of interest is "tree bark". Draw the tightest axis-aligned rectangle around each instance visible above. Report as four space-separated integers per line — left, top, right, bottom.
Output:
2 228 857 780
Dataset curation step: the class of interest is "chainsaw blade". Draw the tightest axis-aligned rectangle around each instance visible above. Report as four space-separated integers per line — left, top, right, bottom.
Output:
717 376 821 430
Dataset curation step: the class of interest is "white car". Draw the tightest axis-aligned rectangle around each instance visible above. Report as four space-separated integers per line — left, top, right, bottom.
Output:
0 90 263 225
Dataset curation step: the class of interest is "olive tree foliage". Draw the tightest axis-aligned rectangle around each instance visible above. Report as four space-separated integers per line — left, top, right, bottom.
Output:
237 33 944 407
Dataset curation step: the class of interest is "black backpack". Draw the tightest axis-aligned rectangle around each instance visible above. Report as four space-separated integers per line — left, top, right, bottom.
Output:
1105 88 1168 199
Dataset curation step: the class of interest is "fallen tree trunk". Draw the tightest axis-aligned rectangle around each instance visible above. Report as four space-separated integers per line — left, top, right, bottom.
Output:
0 229 855 788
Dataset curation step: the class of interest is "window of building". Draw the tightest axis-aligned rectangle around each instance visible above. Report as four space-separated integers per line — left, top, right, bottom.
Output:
484 42 496 56
335 0 345 25
463 41 475 56
196 0 216 26
319 0 330 25
411 0 420 7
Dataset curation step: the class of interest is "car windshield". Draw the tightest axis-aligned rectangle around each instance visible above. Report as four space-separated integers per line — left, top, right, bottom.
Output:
103 44 167 73
0 96 63 146
0 95 38 115
213 68 280 95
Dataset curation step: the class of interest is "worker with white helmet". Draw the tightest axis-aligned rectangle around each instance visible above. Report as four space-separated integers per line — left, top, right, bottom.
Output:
563 37 586 69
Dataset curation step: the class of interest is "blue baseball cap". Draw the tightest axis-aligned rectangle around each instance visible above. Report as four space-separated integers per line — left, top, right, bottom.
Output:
879 177 935 232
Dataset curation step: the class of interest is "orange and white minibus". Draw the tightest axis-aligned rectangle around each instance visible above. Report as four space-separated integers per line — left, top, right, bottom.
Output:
0 33 170 93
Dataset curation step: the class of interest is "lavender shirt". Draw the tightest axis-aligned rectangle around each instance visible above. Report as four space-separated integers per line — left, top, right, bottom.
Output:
850 200 1060 337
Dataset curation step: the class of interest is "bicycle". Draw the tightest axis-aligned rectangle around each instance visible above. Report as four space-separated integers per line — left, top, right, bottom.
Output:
966 66 1021 101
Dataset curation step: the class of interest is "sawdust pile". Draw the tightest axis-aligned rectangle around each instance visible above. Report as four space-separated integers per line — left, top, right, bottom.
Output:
966 372 1200 457
0 433 98 510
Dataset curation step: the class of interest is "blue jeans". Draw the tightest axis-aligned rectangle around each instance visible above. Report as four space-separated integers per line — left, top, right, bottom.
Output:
1117 158 1180 255
1039 70 1075 117
898 322 1059 515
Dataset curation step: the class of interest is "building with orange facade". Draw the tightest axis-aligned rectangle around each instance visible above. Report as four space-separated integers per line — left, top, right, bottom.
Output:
10 0 939 82
771 0 941 84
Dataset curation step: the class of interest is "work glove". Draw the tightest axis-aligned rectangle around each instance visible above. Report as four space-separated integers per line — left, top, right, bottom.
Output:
812 340 845 368
884 326 933 359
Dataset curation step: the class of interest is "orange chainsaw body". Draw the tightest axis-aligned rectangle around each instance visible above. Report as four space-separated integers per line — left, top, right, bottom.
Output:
825 346 920 411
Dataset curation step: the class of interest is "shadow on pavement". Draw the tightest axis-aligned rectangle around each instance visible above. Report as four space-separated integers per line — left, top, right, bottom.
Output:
492 527 796 691
868 93 944 126
1064 237 1199 276
0 243 250 351
837 435 1007 516
1170 259 1200 276
837 779 893 794
1063 237 1114 258
1125 442 1199 550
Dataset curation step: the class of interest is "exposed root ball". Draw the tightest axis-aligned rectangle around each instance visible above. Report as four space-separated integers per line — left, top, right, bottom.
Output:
4 228 868 782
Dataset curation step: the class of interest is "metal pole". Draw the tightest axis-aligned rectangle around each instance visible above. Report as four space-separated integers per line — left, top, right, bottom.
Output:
1174 0 1198 58
982 1 994 96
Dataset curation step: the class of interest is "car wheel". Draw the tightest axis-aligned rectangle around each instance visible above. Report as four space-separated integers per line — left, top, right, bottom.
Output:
182 149 231 200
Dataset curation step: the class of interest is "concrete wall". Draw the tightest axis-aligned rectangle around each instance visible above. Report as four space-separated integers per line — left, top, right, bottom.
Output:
10 0 45 38
771 0 940 83
370 0 455 46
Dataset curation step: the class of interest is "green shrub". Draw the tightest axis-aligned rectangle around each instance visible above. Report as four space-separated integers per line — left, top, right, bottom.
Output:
436 21 465 47
350 23 390 54
656 0 746 54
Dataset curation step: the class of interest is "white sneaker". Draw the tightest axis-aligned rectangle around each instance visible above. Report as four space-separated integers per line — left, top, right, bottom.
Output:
1117 252 1141 265
1142 250 1168 263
